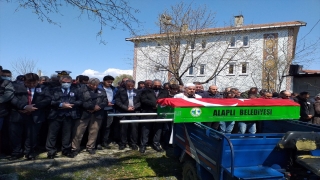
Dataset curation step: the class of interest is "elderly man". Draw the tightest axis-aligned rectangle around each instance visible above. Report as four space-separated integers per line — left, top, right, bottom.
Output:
279 90 292 99
114 79 140 150
46 75 83 159
140 79 169 153
174 83 202 98
71 78 107 156
201 85 222 98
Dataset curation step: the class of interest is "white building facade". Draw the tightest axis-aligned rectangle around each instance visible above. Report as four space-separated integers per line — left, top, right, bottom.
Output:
126 20 306 92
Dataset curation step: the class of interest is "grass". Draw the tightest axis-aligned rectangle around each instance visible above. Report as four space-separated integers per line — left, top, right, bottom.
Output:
0 148 182 180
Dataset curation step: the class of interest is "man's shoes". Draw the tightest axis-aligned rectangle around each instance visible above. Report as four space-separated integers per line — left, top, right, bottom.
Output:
139 146 146 153
96 144 103 150
25 154 36 160
119 145 125 150
8 154 23 161
62 152 75 158
71 151 78 157
153 145 164 152
131 145 138 150
102 142 111 149
87 149 96 155
47 154 55 159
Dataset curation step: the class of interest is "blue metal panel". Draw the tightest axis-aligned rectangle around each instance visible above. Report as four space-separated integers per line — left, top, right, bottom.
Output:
228 166 284 179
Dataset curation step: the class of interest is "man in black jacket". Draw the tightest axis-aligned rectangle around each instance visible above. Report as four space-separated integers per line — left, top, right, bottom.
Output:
114 79 140 150
140 79 169 153
71 78 107 156
297 91 314 123
9 73 51 160
46 75 82 159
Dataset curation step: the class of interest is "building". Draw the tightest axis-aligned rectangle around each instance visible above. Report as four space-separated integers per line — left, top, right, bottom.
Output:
126 16 306 92
289 65 320 97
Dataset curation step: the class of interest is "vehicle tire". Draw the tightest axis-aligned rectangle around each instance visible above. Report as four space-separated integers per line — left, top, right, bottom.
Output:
182 160 200 180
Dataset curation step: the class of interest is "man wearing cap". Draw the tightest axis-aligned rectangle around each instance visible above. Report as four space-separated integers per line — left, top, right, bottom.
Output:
313 93 320 125
173 83 202 98
46 75 83 159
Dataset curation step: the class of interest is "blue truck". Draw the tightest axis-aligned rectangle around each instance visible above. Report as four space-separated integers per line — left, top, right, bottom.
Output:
155 98 320 180
173 120 320 180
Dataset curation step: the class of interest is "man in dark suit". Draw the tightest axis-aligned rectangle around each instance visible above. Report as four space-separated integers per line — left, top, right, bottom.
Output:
140 79 169 153
114 79 141 150
71 78 107 156
46 75 82 159
9 73 51 160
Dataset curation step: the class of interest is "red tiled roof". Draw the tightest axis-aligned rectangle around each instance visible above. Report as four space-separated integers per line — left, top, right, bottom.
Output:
126 21 306 41
302 69 320 74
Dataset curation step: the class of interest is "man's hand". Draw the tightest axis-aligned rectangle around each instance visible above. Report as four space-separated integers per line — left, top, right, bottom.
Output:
307 115 313 119
108 102 114 106
25 104 38 112
18 110 28 113
128 106 134 111
94 105 101 111
62 103 74 109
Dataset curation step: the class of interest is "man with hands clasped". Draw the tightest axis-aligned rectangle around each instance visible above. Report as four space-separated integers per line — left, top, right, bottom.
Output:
46 75 83 159
9 73 51 160
71 78 108 156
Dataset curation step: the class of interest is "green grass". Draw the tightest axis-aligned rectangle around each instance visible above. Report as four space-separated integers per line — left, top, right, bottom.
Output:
0 148 182 180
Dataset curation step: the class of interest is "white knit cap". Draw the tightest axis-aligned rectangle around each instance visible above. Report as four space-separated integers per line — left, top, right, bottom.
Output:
185 83 196 88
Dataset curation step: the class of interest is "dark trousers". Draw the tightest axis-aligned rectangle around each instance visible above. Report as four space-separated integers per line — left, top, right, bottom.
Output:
120 116 138 146
46 116 73 155
97 110 114 145
202 122 219 130
140 115 163 147
10 116 42 156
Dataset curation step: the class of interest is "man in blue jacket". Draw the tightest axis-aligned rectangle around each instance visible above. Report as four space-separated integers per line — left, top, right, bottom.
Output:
96 75 118 149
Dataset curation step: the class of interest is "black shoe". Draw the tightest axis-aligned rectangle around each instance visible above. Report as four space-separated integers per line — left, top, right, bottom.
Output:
131 145 138 150
139 146 146 153
87 149 96 155
102 142 111 149
119 145 125 150
25 154 36 160
153 145 164 152
62 152 75 158
96 144 103 150
71 151 78 157
47 154 55 159
8 154 23 161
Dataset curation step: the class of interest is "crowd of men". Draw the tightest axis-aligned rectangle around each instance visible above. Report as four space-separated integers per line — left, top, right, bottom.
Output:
0 65 319 161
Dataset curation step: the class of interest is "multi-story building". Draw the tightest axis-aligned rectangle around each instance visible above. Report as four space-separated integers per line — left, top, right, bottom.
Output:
126 16 306 92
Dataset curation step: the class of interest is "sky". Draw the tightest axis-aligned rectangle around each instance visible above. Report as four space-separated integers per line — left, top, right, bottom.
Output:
0 0 319 79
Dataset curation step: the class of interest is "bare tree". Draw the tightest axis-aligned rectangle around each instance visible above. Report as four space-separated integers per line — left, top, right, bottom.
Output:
113 74 133 86
10 58 38 75
7 0 140 43
132 3 254 85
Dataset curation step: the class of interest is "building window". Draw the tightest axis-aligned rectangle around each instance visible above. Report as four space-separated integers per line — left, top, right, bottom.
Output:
228 63 235 75
201 40 206 49
189 66 194 75
199 64 205 75
230 36 236 47
240 62 248 74
243 36 249 46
